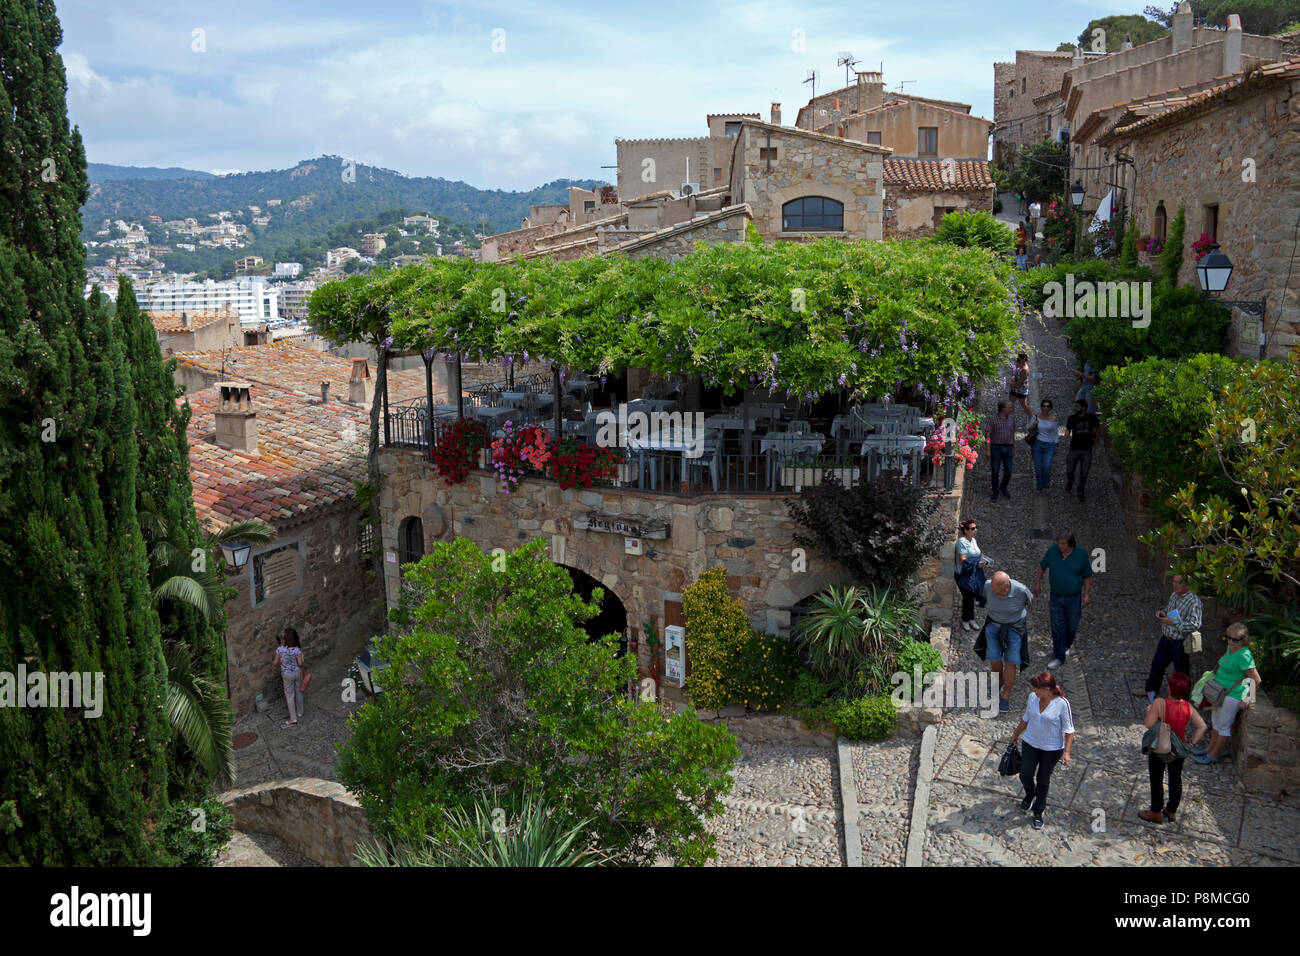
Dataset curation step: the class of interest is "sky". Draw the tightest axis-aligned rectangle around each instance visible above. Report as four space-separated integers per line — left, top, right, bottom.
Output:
58 0 1141 191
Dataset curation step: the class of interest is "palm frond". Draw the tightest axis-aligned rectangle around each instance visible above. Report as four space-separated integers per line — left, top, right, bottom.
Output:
165 655 236 788
152 574 214 619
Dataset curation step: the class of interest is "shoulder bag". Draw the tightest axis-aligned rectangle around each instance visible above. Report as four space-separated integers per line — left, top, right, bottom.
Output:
1024 416 1038 447
1201 674 1244 708
998 740 1022 776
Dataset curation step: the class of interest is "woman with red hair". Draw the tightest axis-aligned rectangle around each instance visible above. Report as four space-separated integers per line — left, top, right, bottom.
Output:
1139 671 1206 823
1008 672 1074 830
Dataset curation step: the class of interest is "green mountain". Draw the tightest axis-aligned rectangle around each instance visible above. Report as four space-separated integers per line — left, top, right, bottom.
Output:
88 162 216 181
82 155 602 240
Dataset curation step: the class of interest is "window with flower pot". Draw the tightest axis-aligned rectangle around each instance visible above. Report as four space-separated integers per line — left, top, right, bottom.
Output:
1202 203 1219 242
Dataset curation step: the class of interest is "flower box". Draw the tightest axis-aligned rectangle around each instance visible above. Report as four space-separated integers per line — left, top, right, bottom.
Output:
780 466 859 488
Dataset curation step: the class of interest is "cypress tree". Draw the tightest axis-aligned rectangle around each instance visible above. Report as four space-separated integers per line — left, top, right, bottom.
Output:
116 277 233 797
0 0 173 863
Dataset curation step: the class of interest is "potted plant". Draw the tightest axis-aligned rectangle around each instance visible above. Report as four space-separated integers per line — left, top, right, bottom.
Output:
549 438 619 490
1136 235 1150 252
489 420 553 494
780 458 859 488
1191 232 1216 260
1147 235 1165 256
430 417 490 486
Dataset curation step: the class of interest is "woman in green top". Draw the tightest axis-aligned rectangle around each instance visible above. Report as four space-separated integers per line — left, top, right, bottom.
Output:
1193 622 1262 764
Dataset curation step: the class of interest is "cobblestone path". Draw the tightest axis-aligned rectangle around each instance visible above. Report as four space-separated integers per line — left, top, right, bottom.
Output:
923 301 1300 865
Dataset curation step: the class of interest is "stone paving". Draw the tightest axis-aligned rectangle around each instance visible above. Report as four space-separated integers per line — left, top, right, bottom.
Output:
921 296 1300 866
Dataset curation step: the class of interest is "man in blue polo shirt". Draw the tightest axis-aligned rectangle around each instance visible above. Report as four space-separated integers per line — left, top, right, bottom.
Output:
1033 532 1093 669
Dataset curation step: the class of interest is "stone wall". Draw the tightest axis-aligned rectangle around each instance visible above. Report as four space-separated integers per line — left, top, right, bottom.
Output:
884 186 992 239
225 501 386 715
1121 78 1300 358
379 442 961 709
1237 691 1300 793
616 208 753 261
221 777 373 866
731 123 885 241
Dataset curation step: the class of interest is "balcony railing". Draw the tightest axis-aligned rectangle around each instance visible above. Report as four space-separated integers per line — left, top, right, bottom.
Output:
383 402 959 496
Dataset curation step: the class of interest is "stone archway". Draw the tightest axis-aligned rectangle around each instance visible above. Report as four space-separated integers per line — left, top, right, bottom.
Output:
561 563 630 656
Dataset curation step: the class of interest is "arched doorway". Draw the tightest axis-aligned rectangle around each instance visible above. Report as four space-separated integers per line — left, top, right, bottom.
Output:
562 566 629 657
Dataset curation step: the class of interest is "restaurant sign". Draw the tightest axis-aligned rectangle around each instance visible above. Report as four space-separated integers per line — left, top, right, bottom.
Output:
575 511 669 540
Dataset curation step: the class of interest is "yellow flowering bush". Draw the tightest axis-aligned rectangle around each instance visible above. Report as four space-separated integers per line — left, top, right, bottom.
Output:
683 568 798 711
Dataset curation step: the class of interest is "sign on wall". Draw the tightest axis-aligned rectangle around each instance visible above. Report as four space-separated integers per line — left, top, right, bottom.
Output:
664 624 686 687
574 512 669 539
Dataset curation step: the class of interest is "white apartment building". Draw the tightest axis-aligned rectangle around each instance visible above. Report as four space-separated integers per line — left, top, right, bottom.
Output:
138 277 279 325
276 280 317 319
273 261 303 278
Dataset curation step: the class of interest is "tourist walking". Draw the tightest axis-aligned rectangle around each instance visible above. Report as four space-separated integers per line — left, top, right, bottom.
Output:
1029 200 1041 237
976 571 1034 713
1015 222 1030 269
274 627 305 728
1138 574 1203 703
1009 353 1032 419
1029 399 1060 492
1193 623 1262 764
1033 532 1093 669
1072 361 1099 414
1064 399 1101 502
987 401 1016 502
953 517 991 631
1139 672 1207 824
1008 672 1074 830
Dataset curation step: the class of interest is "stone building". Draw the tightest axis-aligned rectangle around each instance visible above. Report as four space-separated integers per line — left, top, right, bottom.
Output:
1097 55 1300 359
727 118 887 241
176 344 432 714
151 305 242 356
882 160 996 238
992 50 1078 166
796 72 971 131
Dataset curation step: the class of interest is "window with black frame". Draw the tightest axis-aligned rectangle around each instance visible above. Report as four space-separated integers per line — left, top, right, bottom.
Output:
782 196 844 231
398 516 424 570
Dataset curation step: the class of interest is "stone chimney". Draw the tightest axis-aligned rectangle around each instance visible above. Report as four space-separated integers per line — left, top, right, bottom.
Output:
856 71 883 112
214 382 257 454
348 357 372 404
320 381 331 405
1173 1 1193 54
180 311 191 329
771 102 782 126
1224 15 1243 74
1072 45 1085 67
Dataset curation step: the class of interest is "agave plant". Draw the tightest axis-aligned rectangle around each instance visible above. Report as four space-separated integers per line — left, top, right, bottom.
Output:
795 585 924 696
356 794 609 867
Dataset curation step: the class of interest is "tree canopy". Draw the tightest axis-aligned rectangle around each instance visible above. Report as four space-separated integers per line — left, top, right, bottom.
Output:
307 234 1022 407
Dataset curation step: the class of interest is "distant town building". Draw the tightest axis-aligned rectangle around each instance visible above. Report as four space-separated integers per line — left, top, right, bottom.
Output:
235 255 264 272
273 261 303 278
360 233 387 256
138 276 279 325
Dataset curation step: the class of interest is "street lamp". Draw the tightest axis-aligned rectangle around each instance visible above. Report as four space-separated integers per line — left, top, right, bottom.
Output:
1194 242 1267 358
220 540 253 572
1070 181 1085 206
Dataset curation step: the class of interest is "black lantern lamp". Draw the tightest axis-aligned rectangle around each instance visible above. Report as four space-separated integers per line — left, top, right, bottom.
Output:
1070 181 1086 206
1195 242 1267 358
220 540 253 571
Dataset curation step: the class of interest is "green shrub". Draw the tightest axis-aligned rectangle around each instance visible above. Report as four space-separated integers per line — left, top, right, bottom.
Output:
790 671 830 708
828 695 898 741
1118 221 1139 269
1095 353 1244 516
683 567 797 711
1063 282 1229 371
1157 207 1186 287
932 210 1014 257
161 796 233 866
896 640 945 699
793 586 926 698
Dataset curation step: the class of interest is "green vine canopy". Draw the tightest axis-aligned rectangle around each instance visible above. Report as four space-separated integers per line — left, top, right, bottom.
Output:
306 235 1023 407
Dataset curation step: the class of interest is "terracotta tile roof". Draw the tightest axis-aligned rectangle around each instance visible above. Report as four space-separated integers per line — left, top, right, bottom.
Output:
1109 57 1300 138
150 309 232 334
179 345 432 530
883 159 994 191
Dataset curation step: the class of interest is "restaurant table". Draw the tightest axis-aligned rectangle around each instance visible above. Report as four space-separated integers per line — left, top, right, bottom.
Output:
627 434 710 490
861 434 927 481
497 391 555 412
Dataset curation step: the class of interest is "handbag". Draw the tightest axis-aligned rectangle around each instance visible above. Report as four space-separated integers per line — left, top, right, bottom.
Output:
1024 417 1038 447
1141 718 1191 764
299 669 312 692
1188 629 1202 654
998 741 1022 777
1201 675 1243 708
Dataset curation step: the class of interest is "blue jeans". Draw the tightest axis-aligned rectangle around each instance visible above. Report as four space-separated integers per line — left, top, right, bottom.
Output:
1032 440 1057 489
1049 593 1082 661
983 618 1025 663
990 443 1013 497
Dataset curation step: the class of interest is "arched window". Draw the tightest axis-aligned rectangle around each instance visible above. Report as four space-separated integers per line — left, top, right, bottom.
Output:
1153 202 1167 241
782 196 844 232
398 516 424 568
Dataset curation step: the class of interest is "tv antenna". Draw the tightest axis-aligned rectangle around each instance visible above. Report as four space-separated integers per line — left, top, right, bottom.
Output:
898 80 917 91
803 69 819 99
836 52 860 86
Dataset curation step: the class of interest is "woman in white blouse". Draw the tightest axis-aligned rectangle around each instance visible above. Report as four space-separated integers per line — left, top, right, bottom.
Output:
1008 671 1074 830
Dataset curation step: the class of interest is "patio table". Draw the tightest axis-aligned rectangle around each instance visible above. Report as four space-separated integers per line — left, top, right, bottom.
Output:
760 432 829 490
